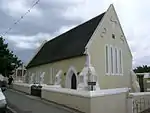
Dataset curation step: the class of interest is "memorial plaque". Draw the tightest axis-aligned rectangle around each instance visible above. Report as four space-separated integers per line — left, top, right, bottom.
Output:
88 82 96 86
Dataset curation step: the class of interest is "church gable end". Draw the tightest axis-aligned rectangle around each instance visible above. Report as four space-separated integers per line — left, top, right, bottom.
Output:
84 4 132 89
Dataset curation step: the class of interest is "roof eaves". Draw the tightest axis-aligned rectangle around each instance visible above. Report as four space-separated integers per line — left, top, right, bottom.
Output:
27 54 85 69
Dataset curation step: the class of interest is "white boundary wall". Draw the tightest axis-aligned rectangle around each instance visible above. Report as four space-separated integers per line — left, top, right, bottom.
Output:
12 83 31 94
42 87 129 113
13 83 150 113
128 92 150 113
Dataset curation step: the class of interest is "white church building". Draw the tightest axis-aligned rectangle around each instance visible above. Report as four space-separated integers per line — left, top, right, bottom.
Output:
25 4 134 91
12 4 150 113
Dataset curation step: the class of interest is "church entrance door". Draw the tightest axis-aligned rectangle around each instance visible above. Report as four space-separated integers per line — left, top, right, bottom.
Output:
71 74 77 89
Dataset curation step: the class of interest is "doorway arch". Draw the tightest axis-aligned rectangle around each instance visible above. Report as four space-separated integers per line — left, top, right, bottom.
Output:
71 74 77 89
65 66 78 89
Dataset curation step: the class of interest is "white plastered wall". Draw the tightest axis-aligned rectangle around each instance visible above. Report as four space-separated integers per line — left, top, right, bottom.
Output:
27 56 86 87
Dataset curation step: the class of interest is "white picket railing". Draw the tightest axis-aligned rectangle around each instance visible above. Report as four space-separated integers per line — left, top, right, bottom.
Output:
128 92 150 113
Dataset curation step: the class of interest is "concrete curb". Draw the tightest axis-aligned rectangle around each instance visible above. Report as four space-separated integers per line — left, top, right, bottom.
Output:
7 106 17 113
8 89 84 113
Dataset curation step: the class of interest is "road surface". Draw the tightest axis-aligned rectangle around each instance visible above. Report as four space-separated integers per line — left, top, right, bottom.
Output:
4 89 78 113
4 89 150 113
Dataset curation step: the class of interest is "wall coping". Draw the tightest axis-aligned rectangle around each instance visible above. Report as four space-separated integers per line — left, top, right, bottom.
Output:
129 92 150 97
13 83 48 87
147 81 150 83
13 83 129 98
42 86 129 98
13 83 32 87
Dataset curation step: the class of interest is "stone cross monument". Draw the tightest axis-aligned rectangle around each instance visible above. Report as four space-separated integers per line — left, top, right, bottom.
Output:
29 73 35 84
54 70 62 87
39 72 45 85
77 48 100 91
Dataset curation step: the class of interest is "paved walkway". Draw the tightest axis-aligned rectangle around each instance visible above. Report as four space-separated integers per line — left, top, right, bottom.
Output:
4 89 80 113
141 109 150 113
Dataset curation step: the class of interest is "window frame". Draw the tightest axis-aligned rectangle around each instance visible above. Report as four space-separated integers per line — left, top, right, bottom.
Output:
110 45 114 75
105 45 123 76
114 47 119 75
119 49 123 75
105 44 110 75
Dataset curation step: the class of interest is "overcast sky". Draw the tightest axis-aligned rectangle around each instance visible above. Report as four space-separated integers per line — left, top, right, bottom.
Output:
0 0 149 68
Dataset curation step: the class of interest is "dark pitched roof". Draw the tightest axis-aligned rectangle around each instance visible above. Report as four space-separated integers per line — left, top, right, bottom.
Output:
27 12 105 68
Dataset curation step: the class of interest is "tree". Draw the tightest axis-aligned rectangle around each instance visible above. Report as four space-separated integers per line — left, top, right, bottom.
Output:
133 65 150 73
0 36 22 77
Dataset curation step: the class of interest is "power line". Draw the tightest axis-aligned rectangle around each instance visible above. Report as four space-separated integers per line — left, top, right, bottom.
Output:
1 0 40 37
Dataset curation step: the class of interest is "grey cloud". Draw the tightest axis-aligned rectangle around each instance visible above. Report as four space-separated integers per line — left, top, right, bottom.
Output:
135 55 150 67
0 0 82 36
0 11 14 35
0 0 83 64
5 38 36 64
2 0 149 68
15 49 36 65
